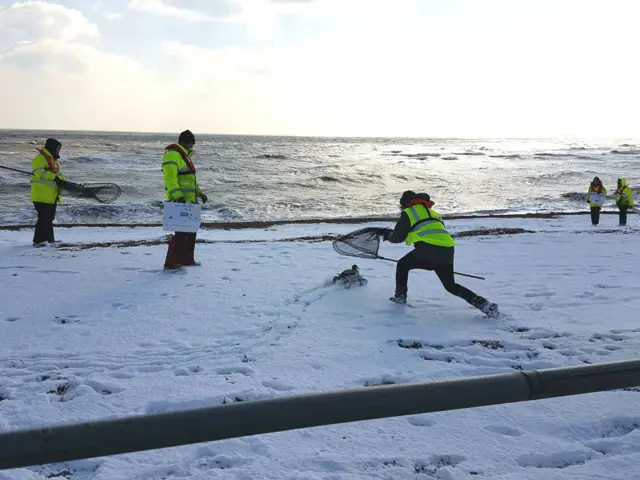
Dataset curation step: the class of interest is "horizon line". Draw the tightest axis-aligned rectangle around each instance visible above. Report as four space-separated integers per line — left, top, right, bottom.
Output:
0 128 637 141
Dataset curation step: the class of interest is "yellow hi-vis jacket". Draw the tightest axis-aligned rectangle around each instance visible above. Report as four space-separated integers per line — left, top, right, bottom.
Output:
403 204 455 247
162 143 203 203
616 178 634 208
30 148 65 204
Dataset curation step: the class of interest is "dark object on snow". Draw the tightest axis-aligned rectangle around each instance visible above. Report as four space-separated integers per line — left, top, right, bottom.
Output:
332 264 368 288
56 180 122 204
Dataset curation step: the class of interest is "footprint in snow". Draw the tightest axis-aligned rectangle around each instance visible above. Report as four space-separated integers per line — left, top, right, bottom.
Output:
4 316 20 322
174 365 203 376
484 425 523 437
406 416 436 428
524 291 556 298
517 449 597 469
216 366 253 376
262 380 294 391
361 375 406 387
52 315 80 325
414 454 468 476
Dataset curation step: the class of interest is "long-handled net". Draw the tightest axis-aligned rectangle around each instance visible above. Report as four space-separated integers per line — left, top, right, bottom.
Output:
332 227 397 261
0 166 121 204
57 180 121 204
332 227 486 280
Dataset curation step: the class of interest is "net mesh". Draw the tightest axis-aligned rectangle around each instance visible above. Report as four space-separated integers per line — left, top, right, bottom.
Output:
58 180 122 204
332 227 387 259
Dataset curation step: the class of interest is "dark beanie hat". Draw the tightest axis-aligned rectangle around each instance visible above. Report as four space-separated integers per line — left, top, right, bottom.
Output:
44 138 62 159
178 129 195 144
399 190 416 207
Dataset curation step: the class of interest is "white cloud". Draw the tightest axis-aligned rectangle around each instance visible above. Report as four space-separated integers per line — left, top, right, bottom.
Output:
0 1 98 44
159 28 640 137
0 2 174 132
105 12 123 20
127 0 323 37
127 0 242 22
0 39 167 127
1 0 640 136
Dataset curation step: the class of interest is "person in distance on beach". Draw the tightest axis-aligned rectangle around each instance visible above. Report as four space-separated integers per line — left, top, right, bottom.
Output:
615 178 634 226
381 190 499 318
162 130 208 269
586 176 606 226
30 138 65 246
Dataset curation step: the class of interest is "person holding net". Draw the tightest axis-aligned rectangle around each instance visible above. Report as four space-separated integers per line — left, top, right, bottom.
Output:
382 190 499 318
29 138 66 245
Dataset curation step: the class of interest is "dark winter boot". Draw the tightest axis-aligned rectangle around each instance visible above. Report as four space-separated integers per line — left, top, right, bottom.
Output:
474 297 500 318
389 292 408 304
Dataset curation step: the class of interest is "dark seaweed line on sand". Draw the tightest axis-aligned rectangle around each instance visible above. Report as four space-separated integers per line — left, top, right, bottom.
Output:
1 210 632 232
53 228 533 250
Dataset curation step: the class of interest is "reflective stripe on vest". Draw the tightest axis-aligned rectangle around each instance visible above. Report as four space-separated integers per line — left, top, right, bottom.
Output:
404 204 455 247
166 187 197 196
31 166 53 180
30 179 57 187
409 218 441 232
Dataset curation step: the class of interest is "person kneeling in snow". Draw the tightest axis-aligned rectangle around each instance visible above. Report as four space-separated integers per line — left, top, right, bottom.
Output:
382 190 499 318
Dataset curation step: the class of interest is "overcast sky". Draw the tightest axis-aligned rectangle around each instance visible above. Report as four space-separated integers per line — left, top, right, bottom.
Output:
1 0 639 137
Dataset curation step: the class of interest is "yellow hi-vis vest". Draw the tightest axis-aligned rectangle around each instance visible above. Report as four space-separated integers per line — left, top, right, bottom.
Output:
404 204 455 247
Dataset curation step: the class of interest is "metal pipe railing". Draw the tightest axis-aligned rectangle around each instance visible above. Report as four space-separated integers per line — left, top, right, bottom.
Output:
1 359 639 470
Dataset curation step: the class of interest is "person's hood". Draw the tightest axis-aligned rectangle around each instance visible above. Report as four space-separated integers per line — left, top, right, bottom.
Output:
44 138 62 160
408 194 435 209
619 178 628 188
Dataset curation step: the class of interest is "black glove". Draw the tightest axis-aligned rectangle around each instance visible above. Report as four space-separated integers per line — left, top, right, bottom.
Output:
382 228 393 241
175 197 186 203
200 193 208 204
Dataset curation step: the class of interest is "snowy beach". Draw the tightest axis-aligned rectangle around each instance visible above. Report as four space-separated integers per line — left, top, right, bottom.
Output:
1 215 640 479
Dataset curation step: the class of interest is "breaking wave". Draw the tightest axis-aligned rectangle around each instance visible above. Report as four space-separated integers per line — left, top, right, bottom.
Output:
453 151 486 156
254 154 288 160
611 149 640 155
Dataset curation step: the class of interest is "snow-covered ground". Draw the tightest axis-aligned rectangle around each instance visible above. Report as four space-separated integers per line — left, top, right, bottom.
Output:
1 215 640 480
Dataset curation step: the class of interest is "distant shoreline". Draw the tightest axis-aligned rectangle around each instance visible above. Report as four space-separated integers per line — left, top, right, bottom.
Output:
1 128 636 141
0 210 633 231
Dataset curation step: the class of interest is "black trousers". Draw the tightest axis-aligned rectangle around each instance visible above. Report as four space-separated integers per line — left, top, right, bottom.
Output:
590 206 601 225
33 202 57 244
619 206 628 226
395 248 482 307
